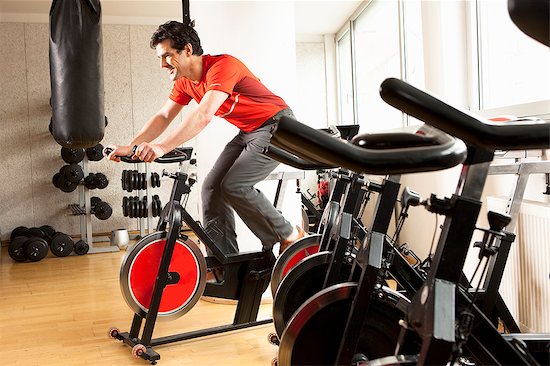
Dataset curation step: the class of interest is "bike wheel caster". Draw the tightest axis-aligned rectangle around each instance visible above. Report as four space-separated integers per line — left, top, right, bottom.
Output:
132 343 147 358
271 356 278 366
267 332 280 346
108 327 120 339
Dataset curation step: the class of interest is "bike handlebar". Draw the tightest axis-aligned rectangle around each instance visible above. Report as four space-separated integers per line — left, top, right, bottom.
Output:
379 78 550 151
270 118 467 175
103 146 193 164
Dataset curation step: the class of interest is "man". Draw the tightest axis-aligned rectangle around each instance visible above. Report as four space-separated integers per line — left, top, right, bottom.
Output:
106 20 305 256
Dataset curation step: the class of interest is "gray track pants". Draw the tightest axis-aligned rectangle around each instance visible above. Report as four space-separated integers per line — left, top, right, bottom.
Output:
201 108 295 254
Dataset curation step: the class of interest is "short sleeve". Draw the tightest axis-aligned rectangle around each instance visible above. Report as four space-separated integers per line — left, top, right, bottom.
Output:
169 80 192 105
204 56 242 95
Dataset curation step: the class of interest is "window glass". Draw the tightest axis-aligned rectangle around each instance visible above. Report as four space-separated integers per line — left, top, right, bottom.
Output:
337 30 354 125
353 0 403 132
478 0 550 109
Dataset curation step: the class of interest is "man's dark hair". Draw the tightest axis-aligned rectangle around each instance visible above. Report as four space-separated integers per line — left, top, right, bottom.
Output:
150 20 204 55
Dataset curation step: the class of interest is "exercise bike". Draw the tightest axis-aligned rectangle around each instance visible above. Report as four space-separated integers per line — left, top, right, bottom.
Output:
269 119 467 365
107 147 276 364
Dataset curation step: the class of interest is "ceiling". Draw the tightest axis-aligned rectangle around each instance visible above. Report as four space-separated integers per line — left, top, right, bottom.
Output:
0 0 363 35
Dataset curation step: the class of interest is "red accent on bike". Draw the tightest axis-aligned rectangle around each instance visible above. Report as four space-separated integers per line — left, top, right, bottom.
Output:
129 239 200 314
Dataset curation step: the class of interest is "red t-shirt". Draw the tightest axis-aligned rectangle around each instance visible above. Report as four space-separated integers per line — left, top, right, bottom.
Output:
169 54 289 132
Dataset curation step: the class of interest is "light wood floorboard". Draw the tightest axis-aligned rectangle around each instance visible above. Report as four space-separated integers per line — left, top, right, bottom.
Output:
0 246 278 365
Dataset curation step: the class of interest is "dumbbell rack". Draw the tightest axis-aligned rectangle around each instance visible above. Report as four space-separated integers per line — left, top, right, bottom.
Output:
71 156 118 254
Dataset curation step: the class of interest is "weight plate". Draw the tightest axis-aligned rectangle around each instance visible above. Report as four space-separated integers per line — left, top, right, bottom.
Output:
85 144 104 161
121 170 127 190
94 201 112 220
10 226 29 241
8 236 29 262
90 196 102 208
23 237 49 262
95 173 108 189
24 227 46 239
57 175 79 193
271 234 322 296
119 232 207 320
39 225 56 240
50 233 74 257
62 163 84 183
74 240 89 255
122 197 129 217
52 172 62 189
125 170 132 192
278 283 415 366
84 174 96 189
61 147 85 164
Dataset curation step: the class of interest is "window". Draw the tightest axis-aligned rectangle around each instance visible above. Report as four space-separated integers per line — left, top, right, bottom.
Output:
335 0 425 131
353 0 402 131
476 0 550 110
337 29 354 125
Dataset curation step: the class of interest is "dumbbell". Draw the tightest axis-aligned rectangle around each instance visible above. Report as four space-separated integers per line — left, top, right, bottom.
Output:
42 228 87 256
91 196 113 220
52 164 84 192
8 235 49 262
83 172 109 189
121 170 161 191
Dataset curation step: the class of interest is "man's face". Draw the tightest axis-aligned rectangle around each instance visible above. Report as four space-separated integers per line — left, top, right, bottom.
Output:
156 39 188 81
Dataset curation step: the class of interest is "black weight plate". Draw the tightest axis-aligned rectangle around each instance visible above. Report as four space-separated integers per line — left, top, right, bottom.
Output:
61 147 85 164
24 227 46 239
142 173 146 190
122 197 129 217
10 226 29 241
121 170 127 190
62 163 84 183
74 240 89 255
52 172 62 189
94 173 108 189
127 197 133 218
84 173 96 189
133 198 139 218
156 172 161 188
90 196 102 208
137 173 142 191
85 144 104 161
94 201 112 220
135 173 140 191
57 175 79 193
8 236 29 262
24 237 49 262
39 225 57 241
151 198 158 217
50 233 74 257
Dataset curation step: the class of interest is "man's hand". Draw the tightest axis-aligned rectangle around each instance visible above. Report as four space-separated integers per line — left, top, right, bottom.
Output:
104 144 134 162
134 142 166 163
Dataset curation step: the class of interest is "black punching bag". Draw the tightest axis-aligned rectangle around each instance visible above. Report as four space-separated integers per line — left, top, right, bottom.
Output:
49 0 105 148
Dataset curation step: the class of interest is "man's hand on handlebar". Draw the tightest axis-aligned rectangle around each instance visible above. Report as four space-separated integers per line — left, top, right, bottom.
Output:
104 143 166 163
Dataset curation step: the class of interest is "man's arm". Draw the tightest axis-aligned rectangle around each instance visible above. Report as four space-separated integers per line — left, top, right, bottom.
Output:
130 99 184 146
135 90 229 162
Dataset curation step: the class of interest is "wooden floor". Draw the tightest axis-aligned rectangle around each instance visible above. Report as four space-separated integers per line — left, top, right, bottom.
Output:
0 245 278 366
